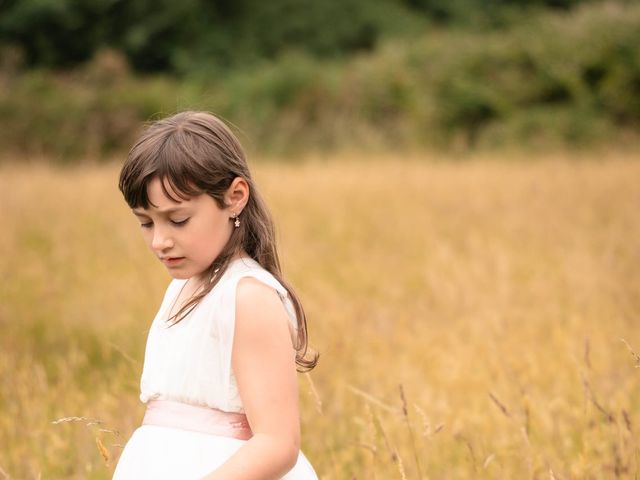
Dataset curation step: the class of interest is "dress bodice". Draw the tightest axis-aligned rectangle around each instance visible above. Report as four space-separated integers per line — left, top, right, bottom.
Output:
139 257 298 413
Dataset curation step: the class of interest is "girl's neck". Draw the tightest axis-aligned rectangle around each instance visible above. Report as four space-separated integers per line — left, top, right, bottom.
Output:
190 250 250 288
167 251 251 324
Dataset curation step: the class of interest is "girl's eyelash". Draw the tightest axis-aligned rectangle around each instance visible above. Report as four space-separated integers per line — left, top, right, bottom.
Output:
140 219 189 228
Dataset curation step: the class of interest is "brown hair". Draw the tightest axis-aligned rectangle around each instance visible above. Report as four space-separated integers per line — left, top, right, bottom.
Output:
119 111 317 371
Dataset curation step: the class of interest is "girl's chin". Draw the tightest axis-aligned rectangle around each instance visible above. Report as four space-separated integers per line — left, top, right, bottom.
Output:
165 268 191 280
169 273 189 280
166 269 207 282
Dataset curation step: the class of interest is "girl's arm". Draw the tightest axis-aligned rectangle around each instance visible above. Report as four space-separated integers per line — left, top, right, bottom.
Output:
200 277 301 480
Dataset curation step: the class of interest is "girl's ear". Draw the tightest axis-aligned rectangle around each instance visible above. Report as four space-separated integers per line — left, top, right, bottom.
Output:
224 177 250 212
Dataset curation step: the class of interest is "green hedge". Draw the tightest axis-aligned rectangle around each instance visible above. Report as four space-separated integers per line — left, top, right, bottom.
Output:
0 1 638 161
0 0 596 73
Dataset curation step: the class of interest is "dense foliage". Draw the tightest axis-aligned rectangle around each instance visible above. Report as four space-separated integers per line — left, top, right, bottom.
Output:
1 0 596 73
0 1 638 159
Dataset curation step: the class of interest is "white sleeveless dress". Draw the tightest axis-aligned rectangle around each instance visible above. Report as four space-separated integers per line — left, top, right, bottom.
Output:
113 257 318 479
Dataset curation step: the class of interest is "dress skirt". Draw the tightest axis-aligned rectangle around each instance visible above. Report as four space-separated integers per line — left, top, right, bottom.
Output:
113 425 318 480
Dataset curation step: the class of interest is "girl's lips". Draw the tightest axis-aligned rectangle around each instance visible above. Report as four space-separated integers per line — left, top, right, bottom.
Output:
162 257 185 266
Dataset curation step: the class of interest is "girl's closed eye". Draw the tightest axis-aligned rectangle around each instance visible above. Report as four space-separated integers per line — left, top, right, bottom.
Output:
140 219 189 228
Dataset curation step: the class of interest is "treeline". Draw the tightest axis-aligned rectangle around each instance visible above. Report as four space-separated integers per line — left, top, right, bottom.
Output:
0 1 638 160
2 0 594 74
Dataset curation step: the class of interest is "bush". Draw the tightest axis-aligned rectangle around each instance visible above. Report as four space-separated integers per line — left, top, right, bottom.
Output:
0 1 638 161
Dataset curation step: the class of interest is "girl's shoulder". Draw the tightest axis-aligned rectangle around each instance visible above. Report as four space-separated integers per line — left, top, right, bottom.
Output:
223 256 298 334
224 257 287 295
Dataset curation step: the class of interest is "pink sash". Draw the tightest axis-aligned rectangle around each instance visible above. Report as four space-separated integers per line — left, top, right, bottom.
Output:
142 399 253 440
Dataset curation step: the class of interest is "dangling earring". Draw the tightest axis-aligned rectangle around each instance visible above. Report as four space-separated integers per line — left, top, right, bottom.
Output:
231 212 240 228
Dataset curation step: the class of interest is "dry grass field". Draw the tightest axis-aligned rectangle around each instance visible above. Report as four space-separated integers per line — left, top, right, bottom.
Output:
0 152 639 479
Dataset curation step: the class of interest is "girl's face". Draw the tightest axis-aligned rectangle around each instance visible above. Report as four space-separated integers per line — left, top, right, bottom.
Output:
132 176 236 282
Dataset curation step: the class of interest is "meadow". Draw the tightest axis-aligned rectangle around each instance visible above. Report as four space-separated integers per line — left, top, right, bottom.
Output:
0 152 639 479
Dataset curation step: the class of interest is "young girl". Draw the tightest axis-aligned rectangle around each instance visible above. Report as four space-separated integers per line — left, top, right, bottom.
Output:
112 111 319 479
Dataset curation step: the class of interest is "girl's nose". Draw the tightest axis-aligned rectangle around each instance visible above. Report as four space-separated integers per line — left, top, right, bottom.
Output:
151 227 174 251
